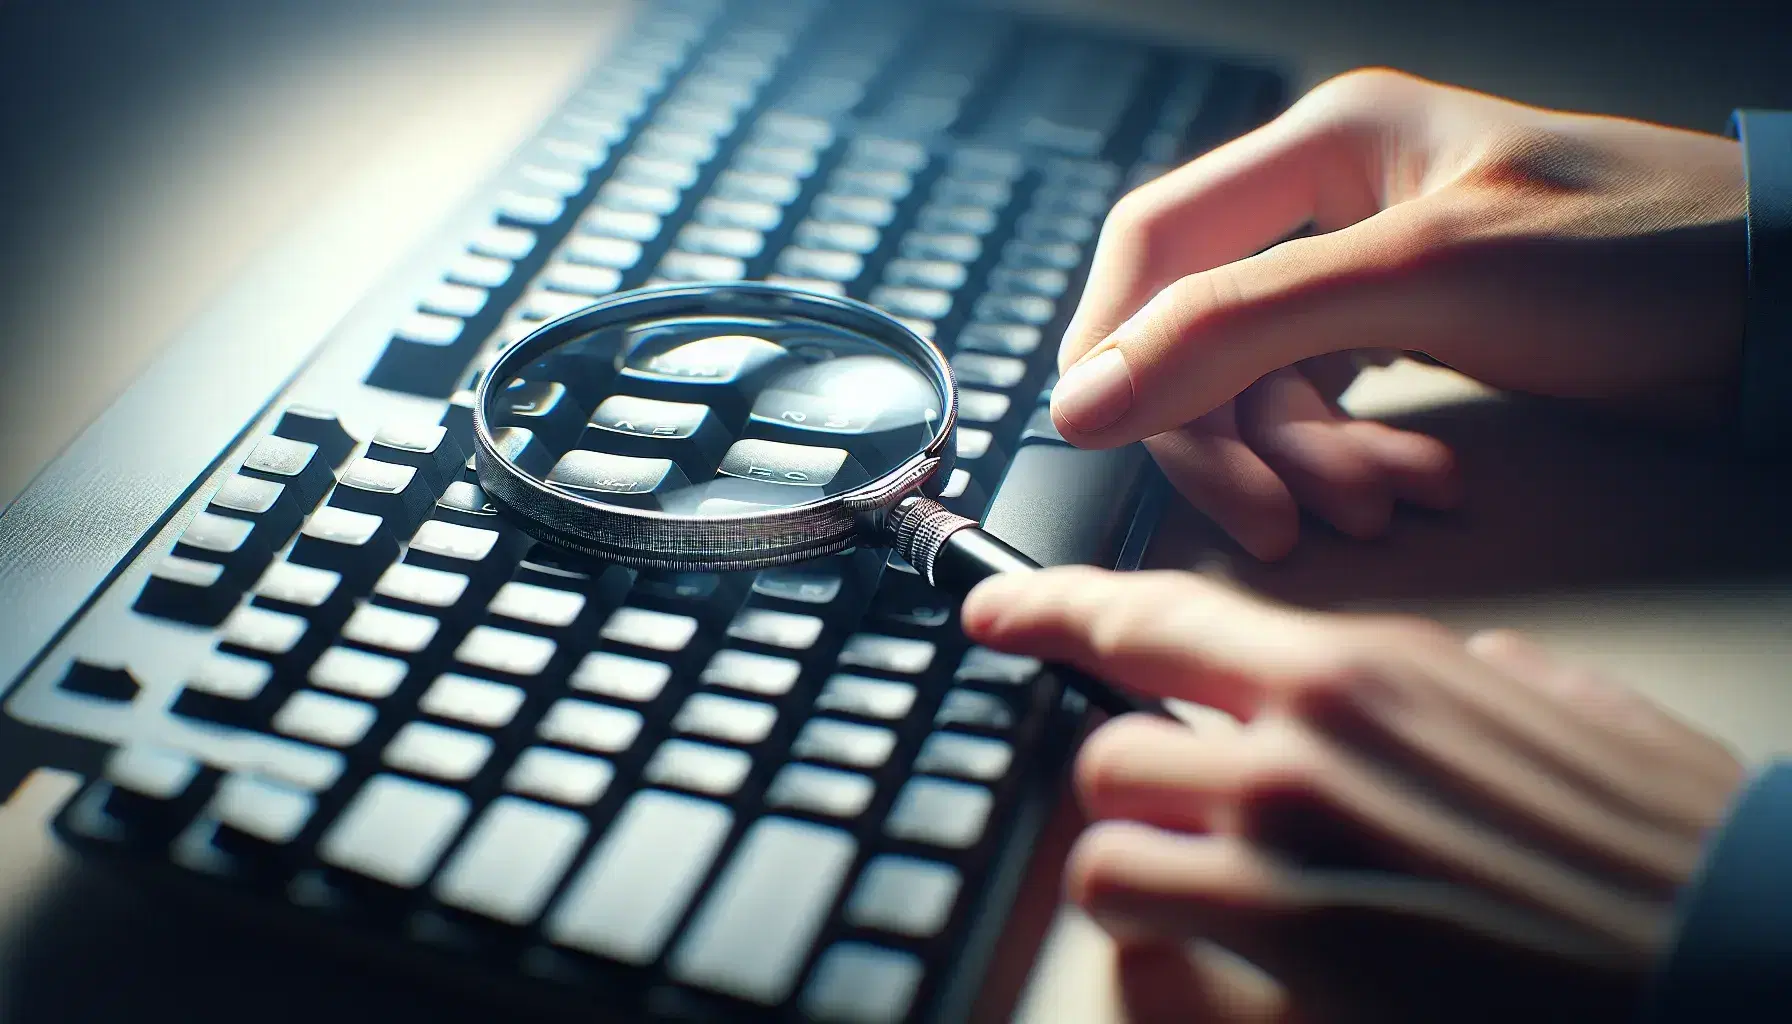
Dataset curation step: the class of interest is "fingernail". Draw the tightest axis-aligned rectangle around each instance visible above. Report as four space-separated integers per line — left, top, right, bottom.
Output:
1053 348 1133 433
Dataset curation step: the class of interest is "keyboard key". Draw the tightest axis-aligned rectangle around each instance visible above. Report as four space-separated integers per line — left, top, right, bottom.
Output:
657 250 747 281
712 169 801 206
496 379 586 452
318 774 470 888
676 223 763 259
209 771 316 847
497 190 564 225
188 652 272 699
726 607 824 650
446 251 513 288
955 646 1041 686
288 507 399 582
381 721 494 781
695 196 781 231
955 323 1039 359
419 280 488 318
801 943 924 1024
900 232 980 264
914 731 1013 782
1018 406 1067 446
642 739 753 795
635 127 718 163
407 520 503 571
599 606 698 652
958 389 1012 424
934 688 1015 731
1004 238 1082 270
869 285 952 321
848 136 927 173
974 292 1056 325
845 856 962 937
668 817 856 1004
885 776 991 849
274 406 357 467
918 204 996 235
136 555 235 626
569 651 671 702
368 312 474 397
470 223 536 260
765 763 875 819
207 474 303 547
580 206 660 241
579 394 732 477
673 692 777 745
838 633 935 675
368 422 464 493
220 605 308 656
272 690 377 747
308 646 408 699
455 625 556 676
598 180 680 215
435 797 588 925
933 177 1011 207
699 648 800 696
538 698 643 754
488 581 586 630
506 747 614 806
776 246 862 282
562 233 643 270
794 220 879 254
545 790 732 964
615 153 700 189
373 562 470 610
718 438 865 493
419 673 525 729
735 143 817 178
751 565 843 605
520 288 601 322
812 193 896 227
172 511 268 581
341 604 439 655
329 458 436 534
815 674 916 721
792 718 896 769
545 450 690 511
1016 210 1096 245
541 261 623 297
951 351 1028 389
883 258 966 291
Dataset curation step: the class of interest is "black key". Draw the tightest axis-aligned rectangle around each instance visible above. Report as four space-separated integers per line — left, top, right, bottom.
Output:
717 439 866 498
492 426 556 478
172 510 273 584
274 406 356 467
207 474 304 548
169 686 262 729
955 646 1043 687
545 450 691 510
434 481 503 531
241 435 334 510
1019 406 1068 447
97 745 214 845
288 507 400 583
867 570 953 630
368 422 466 493
56 658 141 702
328 458 437 534
135 555 237 626
982 442 1148 569
496 380 584 451
366 310 474 399
439 390 479 461
579 394 732 478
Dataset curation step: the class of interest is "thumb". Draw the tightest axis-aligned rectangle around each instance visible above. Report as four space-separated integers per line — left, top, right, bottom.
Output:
1049 199 1462 449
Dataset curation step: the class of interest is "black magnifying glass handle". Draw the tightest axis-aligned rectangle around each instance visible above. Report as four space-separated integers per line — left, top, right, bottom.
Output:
891 498 1172 720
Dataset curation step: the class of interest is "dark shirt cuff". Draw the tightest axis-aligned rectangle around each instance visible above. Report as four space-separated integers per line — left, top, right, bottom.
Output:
1643 760 1792 1021
1729 110 1792 452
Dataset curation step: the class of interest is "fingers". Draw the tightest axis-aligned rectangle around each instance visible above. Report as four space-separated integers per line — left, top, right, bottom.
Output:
1051 199 1459 449
1076 713 1251 834
1059 102 1380 376
960 567 1331 719
1141 408 1302 562
1236 369 1396 540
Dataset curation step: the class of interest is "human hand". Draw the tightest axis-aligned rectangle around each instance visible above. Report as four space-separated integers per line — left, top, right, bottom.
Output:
960 567 1747 1023
1053 69 1747 560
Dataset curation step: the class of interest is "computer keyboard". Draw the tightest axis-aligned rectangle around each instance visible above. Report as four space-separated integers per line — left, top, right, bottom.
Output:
2 0 1283 1020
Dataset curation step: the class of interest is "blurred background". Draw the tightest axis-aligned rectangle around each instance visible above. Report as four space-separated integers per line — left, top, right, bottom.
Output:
0 0 1787 509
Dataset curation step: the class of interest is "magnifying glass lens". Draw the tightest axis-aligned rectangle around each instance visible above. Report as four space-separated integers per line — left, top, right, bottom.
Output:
493 309 944 519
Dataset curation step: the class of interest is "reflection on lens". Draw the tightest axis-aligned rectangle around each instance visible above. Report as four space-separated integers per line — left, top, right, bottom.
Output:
497 311 943 516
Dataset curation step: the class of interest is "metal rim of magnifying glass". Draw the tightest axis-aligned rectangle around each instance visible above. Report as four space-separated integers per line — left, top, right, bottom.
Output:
472 280 960 572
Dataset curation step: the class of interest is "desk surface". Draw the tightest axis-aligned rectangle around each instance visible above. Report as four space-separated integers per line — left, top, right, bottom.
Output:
4 2 1792 1021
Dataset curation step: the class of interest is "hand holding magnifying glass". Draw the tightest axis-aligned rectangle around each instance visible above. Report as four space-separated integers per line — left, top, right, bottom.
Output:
471 280 1161 719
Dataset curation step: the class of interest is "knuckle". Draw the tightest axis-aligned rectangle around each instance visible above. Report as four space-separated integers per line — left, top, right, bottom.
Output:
1307 66 1425 112
1237 721 1326 803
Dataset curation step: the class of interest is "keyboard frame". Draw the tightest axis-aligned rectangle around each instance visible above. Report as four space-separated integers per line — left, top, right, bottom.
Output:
0 0 1285 1019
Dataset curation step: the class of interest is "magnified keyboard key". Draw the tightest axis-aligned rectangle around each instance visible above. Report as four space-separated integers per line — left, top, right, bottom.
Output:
718 438 866 497
791 718 896 769
329 458 436 535
669 817 856 1004
506 746 613 806
900 232 980 264
421 673 526 730
545 790 732 964
545 450 691 510
433 482 502 532
538 698 644 754
240 435 334 510
171 511 271 586
619 332 789 414
319 774 470 888
751 565 843 605
490 426 557 479
642 739 753 795
775 247 862 282
793 220 879 254
579 394 732 478
580 206 660 242
845 855 963 937
368 422 465 494
885 776 991 849
308 646 408 700
496 380 584 451
801 943 924 1024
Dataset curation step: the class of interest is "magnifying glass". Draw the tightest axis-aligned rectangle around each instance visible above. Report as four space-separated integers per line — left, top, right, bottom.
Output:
472 280 1158 718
